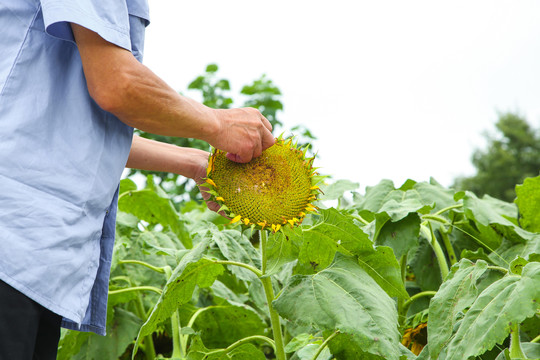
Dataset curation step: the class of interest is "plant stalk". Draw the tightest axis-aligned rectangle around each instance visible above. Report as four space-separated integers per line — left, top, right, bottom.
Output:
311 330 340 360
118 259 166 273
421 224 449 280
509 323 526 359
401 291 437 316
397 254 408 326
439 227 458 265
163 266 185 359
134 294 157 360
260 230 286 360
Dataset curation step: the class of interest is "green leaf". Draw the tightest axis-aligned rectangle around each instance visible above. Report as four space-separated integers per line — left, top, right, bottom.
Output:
412 179 458 212
376 213 421 259
427 259 489 359
357 246 409 299
210 226 261 280
58 308 142 360
462 192 526 244
226 343 267 360
297 208 374 271
273 254 401 360
409 237 442 291
192 305 266 348
284 333 314 353
444 262 540 360
206 63 219 73
133 239 223 358
509 256 529 275
515 175 540 232
265 229 300 276
318 179 359 201
118 187 192 247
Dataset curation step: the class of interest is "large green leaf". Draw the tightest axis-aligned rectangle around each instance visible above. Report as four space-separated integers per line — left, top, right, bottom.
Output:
515 175 540 232
133 238 223 358
427 259 489 359
273 254 401 360
192 305 266 348
444 262 540 360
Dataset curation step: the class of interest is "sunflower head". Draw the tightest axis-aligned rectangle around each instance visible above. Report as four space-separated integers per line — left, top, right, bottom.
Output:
202 136 323 232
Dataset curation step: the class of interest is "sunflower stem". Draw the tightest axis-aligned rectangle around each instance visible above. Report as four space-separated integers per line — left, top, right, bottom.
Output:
260 230 286 360
509 323 526 359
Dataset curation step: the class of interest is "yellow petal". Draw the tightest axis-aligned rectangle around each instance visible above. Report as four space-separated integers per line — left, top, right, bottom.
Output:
205 178 217 187
287 219 296 226
243 218 250 225
257 221 267 230
310 185 320 190
216 196 225 202
298 212 306 217
229 215 242 224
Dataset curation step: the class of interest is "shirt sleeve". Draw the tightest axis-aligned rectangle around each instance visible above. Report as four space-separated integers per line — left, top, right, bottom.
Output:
40 0 132 51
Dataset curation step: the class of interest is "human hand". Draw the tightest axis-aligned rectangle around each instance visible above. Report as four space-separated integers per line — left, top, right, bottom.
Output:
207 107 275 163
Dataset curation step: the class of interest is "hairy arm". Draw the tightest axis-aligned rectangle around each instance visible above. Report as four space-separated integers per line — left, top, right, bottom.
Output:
70 23 274 164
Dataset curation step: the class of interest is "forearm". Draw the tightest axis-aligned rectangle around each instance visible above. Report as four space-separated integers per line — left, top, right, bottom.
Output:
103 61 219 140
127 135 209 181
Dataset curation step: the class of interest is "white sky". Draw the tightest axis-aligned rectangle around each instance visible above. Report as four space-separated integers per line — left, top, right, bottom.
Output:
143 0 540 190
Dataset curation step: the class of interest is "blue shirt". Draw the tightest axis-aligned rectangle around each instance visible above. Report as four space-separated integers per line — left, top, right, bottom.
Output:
0 0 149 335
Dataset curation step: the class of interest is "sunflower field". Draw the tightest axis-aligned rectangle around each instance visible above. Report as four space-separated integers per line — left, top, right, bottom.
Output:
56 168 540 360
57 66 539 359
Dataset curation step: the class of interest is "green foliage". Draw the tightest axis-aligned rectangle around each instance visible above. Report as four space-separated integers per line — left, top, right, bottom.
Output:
454 112 540 202
56 173 540 360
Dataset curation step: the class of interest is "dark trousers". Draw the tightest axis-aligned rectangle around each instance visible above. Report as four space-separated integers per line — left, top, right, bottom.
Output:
0 279 62 360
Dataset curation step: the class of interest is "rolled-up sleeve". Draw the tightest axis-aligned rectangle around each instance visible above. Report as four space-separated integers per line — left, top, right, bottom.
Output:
40 0 132 51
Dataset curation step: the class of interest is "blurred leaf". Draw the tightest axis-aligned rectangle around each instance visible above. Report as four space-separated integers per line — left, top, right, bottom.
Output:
318 179 359 202
515 175 540 232
192 305 266 348
118 184 192 248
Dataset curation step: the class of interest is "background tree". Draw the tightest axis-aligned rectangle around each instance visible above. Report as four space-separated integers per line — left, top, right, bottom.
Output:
127 64 315 204
453 111 540 202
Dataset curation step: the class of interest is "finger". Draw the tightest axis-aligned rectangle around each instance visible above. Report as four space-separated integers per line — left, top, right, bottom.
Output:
252 138 263 160
261 128 276 151
226 152 246 163
260 114 272 131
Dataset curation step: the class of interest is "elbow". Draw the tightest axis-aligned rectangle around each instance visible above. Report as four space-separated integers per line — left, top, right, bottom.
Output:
87 68 133 115
88 79 124 114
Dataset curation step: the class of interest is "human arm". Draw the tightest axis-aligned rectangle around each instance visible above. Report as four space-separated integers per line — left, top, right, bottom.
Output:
70 23 274 163
126 135 220 212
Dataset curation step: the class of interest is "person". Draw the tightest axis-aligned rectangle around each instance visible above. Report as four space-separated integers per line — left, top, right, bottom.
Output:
0 0 274 359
